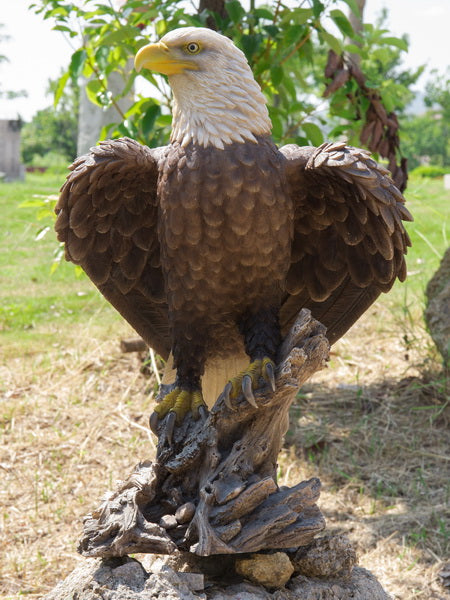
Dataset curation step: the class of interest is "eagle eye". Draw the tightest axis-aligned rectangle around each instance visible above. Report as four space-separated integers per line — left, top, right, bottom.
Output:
185 42 201 54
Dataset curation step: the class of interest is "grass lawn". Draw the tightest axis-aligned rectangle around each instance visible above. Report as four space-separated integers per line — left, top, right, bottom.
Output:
0 173 125 358
0 172 449 599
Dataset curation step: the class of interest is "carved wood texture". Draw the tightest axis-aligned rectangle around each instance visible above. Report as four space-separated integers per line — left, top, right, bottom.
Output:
79 309 329 557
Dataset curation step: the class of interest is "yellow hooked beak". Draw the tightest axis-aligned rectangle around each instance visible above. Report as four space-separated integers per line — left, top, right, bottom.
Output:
134 41 199 76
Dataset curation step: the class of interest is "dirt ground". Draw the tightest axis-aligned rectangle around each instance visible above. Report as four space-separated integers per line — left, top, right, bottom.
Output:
0 298 449 599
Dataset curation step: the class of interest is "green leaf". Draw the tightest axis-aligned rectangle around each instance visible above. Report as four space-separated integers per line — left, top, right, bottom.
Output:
291 100 307 113
341 0 361 18
85 79 103 106
302 122 324 146
381 36 408 51
121 72 137 99
83 9 107 19
156 114 172 127
284 8 313 25
253 8 274 20
270 65 284 87
156 20 168 37
125 98 152 118
240 34 261 60
372 47 391 63
35 226 51 242
53 24 75 34
270 113 283 140
253 58 270 78
320 31 342 54
330 9 354 38
184 14 205 27
225 0 245 24
263 25 279 38
95 46 110 71
142 104 160 138
100 25 138 46
360 95 370 114
345 43 363 55
45 6 69 19
99 122 116 140
117 119 137 138
381 91 395 113
202 11 225 30
54 71 69 108
285 25 305 46
329 124 349 137
69 49 87 79
312 0 325 18
282 76 297 100
298 36 313 61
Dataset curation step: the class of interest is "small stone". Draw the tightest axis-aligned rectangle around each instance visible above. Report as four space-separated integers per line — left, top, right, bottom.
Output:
112 561 147 587
235 552 294 588
178 572 205 591
292 534 357 581
175 502 196 524
159 514 178 529
438 562 450 588
144 555 168 574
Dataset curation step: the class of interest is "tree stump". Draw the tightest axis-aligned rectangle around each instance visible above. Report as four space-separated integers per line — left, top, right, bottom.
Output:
79 309 329 558
425 246 450 366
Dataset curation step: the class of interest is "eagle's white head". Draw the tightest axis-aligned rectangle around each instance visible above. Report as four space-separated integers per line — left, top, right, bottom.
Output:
135 27 272 149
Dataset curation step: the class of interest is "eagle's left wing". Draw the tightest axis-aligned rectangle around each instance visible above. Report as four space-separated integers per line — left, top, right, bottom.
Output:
279 142 413 344
55 137 171 359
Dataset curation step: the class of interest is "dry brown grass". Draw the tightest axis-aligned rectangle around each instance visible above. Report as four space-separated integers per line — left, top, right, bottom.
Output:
1 301 449 599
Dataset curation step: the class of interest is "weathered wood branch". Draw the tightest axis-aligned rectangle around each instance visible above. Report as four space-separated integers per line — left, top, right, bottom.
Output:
120 337 147 353
79 309 329 558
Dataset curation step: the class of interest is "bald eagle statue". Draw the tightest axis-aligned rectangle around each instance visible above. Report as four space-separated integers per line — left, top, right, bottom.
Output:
56 27 412 439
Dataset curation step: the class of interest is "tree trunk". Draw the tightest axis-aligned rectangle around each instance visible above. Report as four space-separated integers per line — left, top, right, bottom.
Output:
347 0 366 69
198 0 226 30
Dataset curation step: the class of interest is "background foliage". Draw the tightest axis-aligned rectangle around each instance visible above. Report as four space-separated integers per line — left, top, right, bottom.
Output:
20 74 79 166
30 0 418 156
401 68 450 170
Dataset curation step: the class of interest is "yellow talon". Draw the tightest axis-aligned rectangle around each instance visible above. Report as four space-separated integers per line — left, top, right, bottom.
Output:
229 359 259 396
153 388 180 418
152 387 207 424
173 390 191 423
224 357 276 407
191 390 205 417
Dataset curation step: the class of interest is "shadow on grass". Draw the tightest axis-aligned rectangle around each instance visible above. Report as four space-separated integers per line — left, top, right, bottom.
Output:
282 370 449 588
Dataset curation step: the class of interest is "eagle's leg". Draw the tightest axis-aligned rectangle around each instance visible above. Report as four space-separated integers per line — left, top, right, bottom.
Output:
149 336 208 438
222 307 281 408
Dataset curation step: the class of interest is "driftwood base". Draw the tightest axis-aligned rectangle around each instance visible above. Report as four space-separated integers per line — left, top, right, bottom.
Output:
79 309 329 557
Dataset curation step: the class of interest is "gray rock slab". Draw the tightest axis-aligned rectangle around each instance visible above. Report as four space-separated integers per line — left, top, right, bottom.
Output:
44 556 391 600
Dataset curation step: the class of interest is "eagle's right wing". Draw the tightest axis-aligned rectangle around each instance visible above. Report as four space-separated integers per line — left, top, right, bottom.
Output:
55 137 171 359
280 142 413 345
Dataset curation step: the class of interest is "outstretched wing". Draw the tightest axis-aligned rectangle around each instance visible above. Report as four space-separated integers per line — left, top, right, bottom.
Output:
280 142 413 344
55 137 171 358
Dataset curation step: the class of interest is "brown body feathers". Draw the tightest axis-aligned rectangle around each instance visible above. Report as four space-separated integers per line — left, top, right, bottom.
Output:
55 136 412 386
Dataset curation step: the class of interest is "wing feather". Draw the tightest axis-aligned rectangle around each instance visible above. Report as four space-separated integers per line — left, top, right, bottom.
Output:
55 137 170 358
279 142 412 343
